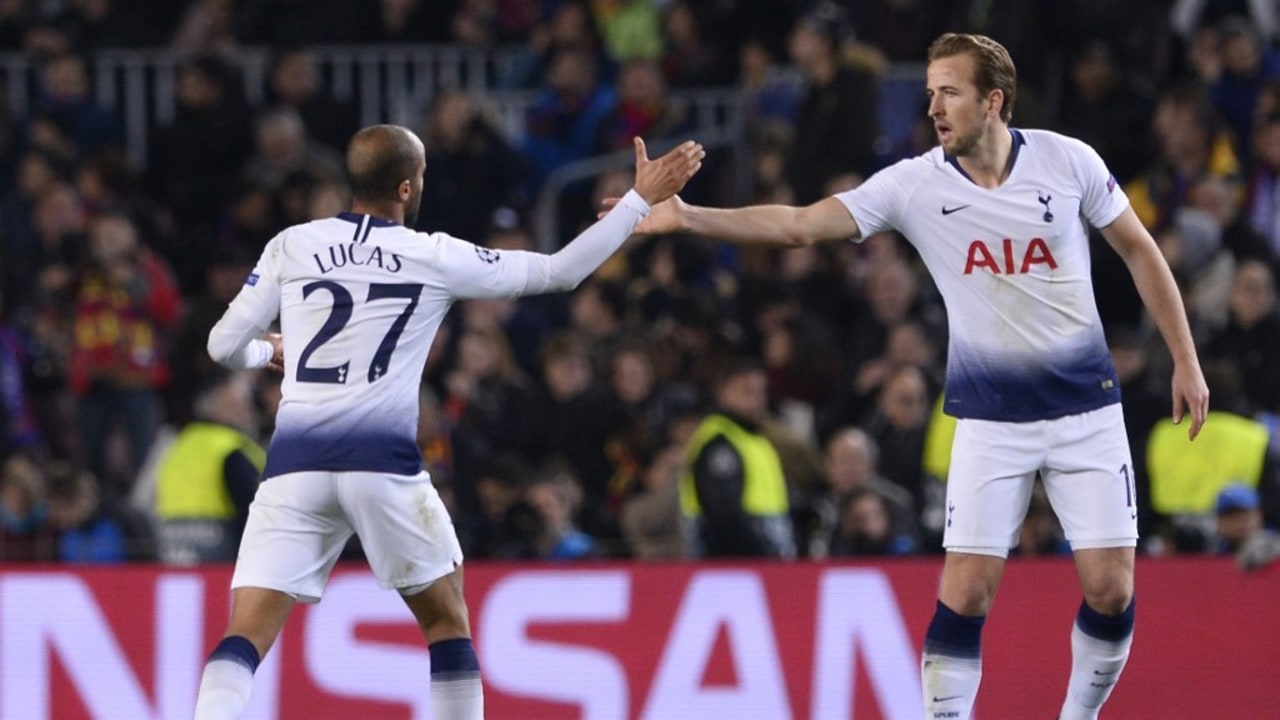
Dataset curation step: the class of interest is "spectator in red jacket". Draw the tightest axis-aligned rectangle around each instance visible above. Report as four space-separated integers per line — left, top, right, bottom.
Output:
69 211 181 491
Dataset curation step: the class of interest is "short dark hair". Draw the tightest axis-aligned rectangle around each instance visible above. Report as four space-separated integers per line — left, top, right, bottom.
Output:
346 125 421 205
928 33 1018 122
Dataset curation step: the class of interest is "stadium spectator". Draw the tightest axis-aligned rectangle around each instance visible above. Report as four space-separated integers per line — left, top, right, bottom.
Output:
660 1 727 87
167 244 260 426
1204 259 1280 414
1214 483 1280 571
594 59 693 156
1201 17 1280 160
0 308 43 457
830 486 917 556
526 462 597 559
1057 39 1155 185
568 277 626 368
506 331 631 542
1186 175 1275 273
1244 108 1280 261
153 368 262 567
591 0 664 62
621 440 687 559
241 107 344 197
70 211 182 491
30 53 125 157
785 2 879 203
606 338 696 443
681 359 795 559
463 455 534 559
862 366 933 514
47 459 151 562
516 0 609 89
170 0 238 55
2 149 74 314
0 456 55 561
418 90 528 242
441 323 527 522
264 48 359 154
147 55 253 241
802 427 917 559
522 47 615 190
1127 83 1242 231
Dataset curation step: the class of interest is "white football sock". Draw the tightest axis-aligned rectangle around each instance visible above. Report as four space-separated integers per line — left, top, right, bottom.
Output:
922 651 982 720
1058 622 1133 720
431 676 484 720
193 657 254 720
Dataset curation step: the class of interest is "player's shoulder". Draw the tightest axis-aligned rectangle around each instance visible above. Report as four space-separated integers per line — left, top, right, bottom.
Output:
872 148 948 183
1018 128 1100 162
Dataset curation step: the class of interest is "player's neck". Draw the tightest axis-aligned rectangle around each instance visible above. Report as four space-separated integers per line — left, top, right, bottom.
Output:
349 201 404 226
954 125 1014 189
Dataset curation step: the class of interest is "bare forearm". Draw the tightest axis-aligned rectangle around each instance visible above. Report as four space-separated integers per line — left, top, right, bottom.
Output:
1125 245 1199 365
681 204 806 246
681 197 858 247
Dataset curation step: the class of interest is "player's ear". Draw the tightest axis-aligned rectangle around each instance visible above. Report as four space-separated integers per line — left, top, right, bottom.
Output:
988 88 1005 119
398 179 412 202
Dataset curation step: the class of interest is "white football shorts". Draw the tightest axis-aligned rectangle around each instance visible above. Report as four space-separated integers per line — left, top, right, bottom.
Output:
942 402 1138 558
232 470 464 602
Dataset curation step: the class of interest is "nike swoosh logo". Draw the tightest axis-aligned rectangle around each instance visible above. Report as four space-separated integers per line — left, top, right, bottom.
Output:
1093 669 1119 676
941 204 970 215
932 695 964 702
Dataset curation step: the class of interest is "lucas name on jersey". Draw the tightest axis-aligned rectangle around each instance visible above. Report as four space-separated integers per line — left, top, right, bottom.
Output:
312 242 404 276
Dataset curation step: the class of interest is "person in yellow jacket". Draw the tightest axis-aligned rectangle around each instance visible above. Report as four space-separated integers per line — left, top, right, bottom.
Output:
681 360 795 558
156 369 264 565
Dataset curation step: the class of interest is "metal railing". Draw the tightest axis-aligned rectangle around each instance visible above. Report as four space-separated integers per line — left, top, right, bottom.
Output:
2 45 749 169
533 127 747 254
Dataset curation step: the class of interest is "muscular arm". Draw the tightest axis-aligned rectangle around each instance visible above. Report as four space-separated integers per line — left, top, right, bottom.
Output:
1100 207 1210 437
631 195 861 248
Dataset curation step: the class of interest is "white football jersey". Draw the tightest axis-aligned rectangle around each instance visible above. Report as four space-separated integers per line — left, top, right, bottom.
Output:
836 129 1129 422
209 193 649 478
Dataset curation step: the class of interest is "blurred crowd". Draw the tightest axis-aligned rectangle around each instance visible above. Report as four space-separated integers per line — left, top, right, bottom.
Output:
0 0 1277 572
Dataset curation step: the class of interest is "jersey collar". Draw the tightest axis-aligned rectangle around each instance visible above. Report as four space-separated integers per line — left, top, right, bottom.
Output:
336 212 399 227
944 128 1026 185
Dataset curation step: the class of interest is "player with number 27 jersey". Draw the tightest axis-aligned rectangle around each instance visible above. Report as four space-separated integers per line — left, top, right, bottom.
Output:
212 213 571 480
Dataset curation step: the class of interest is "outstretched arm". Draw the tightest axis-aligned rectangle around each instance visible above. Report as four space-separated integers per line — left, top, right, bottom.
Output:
1100 207 1209 439
601 194 861 247
449 138 704 298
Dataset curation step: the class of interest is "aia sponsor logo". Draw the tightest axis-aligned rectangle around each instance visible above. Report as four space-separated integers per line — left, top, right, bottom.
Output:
963 238 1058 275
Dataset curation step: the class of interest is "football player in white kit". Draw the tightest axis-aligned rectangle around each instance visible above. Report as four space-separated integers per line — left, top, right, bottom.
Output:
193 125 704 720
608 34 1210 720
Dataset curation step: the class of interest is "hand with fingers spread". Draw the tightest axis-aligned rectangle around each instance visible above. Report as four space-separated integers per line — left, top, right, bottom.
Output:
1171 359 1210 440
631 137 704 208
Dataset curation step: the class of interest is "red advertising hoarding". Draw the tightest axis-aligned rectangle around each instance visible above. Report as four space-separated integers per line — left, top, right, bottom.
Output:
0 557 1275 719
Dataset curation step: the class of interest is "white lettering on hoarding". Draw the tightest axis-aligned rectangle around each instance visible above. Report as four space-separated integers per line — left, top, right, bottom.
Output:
641 571 792 719
305 575 433 717
0 574 203 720
479 570 630 720
811 569 923 720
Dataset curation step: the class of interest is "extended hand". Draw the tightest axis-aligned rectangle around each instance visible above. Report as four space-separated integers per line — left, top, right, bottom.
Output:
600 192 687 235
632 137 704 207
